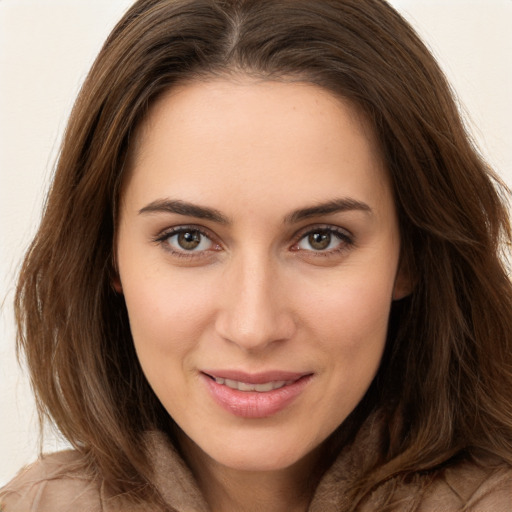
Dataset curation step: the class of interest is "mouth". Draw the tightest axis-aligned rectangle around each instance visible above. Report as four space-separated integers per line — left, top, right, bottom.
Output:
205 375 298 393
201 370 313 418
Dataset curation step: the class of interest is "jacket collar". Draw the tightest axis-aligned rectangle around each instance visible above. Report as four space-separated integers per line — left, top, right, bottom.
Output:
142 411 386 511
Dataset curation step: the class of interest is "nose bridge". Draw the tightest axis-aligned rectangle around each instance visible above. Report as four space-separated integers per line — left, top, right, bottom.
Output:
216 247 293 350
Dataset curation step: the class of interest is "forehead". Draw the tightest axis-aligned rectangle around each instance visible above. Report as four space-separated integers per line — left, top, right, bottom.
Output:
123 78 391 216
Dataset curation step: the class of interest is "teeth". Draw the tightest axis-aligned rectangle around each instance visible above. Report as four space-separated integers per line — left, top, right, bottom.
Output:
213 377 291 392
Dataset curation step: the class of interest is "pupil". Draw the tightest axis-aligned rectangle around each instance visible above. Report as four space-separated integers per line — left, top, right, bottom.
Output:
178 231 201 250
309 232 331 250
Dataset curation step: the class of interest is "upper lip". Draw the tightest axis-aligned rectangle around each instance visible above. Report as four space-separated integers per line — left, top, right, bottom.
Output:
201 370 311 384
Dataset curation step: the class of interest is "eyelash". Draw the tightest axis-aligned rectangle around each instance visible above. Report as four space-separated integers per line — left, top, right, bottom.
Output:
153 224 354 259
292 225 354 257
154 226 220 259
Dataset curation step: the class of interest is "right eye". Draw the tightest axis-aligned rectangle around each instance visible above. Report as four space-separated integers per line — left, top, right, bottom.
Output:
156 227 220 257
291 225 354 256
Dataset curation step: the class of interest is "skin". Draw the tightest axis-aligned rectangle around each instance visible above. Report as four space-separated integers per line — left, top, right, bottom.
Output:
115 78 409 512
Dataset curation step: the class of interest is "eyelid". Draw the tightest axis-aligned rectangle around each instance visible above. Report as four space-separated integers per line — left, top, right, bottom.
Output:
291 224 354 253
153 224 222 256
152 223 354 259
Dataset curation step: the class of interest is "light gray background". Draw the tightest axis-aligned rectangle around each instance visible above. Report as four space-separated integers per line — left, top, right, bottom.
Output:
1 0 511 485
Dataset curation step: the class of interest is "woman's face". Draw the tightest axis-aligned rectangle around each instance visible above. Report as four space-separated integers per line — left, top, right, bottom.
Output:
115 78 407 472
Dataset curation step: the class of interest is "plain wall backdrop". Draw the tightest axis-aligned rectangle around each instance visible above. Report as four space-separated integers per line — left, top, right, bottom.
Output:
1 0 511 486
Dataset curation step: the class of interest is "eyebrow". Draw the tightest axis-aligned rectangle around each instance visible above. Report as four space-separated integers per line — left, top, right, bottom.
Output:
283 198 372 223
138 197 372 224
139 199 230 224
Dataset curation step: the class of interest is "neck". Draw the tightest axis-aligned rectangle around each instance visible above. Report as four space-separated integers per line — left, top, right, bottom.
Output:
179 435 326 512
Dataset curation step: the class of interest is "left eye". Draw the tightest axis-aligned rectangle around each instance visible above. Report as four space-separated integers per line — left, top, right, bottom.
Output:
296 229 348 252
165 229 214 252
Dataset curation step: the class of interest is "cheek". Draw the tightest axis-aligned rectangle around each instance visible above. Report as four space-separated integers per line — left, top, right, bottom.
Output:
313 290 390 379
303 273 394 412
121 268 218 358
120 270 221 415
286 276 393 441
299 265 395 347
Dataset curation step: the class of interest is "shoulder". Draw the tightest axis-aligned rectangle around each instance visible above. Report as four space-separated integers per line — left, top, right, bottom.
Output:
0 450 105 512
420 453 512 511
367 453 512 511
0 449 166 512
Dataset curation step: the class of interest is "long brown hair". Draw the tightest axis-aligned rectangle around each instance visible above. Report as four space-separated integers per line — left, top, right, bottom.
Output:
15 0 512 507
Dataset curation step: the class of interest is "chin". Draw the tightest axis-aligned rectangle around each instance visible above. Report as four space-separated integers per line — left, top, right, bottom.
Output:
189 428 324 474
215 450 301 472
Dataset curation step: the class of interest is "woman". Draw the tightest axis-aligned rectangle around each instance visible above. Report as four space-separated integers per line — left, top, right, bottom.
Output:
2 0 512 510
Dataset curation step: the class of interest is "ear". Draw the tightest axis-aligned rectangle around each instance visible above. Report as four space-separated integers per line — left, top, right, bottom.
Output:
111 273 123 294
392 258 413 301
110 252 123 294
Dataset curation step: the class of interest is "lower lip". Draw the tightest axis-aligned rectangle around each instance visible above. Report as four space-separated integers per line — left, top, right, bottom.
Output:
202 374 312 419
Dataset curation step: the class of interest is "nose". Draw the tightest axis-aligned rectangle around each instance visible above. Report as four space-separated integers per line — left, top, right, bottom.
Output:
214 252 296 352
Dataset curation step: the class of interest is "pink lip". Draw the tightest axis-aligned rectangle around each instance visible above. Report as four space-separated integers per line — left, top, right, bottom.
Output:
201 370 313 419
203 369 308 384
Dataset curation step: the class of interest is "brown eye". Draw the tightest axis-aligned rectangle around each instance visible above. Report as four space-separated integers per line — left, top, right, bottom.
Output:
177 230 202 250
161 228 216 253
295 227 352 254
308 232 331 250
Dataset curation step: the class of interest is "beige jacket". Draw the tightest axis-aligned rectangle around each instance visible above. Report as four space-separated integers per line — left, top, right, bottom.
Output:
2 416 512 512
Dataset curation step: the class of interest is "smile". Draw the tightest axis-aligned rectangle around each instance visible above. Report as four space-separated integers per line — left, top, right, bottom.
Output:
201 371 313 418
211 377 294 392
